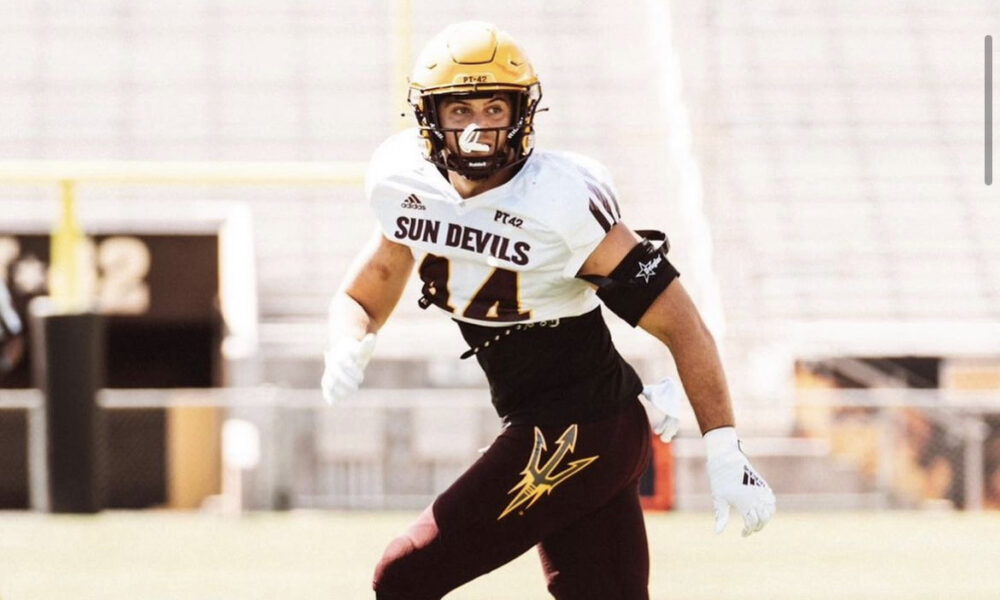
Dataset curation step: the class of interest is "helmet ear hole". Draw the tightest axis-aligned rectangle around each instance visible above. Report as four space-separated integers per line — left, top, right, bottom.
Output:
418 132 434 160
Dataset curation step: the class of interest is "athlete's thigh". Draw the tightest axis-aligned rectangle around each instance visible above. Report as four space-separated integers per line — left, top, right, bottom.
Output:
421 422 612 592
537 483 650 600
434 400 651 550
374 424 591 598
374 401 650 598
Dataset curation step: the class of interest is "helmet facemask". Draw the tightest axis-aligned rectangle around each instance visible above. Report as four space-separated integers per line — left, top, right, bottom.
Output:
410 84 542 181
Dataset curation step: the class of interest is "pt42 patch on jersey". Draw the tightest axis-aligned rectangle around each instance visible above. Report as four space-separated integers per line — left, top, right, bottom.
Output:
498 424 598 520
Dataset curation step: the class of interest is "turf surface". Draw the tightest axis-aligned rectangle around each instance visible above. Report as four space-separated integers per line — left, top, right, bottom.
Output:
1 510 998 599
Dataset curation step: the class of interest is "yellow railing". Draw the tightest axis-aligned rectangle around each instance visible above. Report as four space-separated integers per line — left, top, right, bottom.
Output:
0 160 367 186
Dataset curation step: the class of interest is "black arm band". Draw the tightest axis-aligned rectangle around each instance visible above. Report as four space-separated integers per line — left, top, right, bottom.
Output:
578 230 680 327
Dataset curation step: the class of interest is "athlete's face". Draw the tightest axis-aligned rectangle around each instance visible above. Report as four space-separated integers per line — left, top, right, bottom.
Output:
438 94 513 155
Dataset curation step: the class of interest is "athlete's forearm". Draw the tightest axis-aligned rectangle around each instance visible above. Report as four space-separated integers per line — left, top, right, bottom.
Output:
330 231 415 337
662 320 734 434
638 283 734 434
328 292 376 341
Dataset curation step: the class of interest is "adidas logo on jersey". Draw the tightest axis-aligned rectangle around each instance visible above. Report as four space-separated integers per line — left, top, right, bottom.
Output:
742 465 766 488
401 194 426 210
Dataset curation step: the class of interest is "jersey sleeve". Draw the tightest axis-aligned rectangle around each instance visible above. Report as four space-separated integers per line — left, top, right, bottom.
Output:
364 130 420 239
550 154 624 278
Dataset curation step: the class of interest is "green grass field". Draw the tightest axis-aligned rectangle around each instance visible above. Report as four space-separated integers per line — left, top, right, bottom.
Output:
1 510 998 599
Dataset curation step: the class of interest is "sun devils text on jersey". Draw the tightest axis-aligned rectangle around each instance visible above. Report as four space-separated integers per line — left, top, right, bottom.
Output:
367 128 643 424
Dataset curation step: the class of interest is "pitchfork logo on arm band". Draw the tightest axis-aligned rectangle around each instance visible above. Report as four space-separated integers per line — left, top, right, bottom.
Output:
498 424 598 520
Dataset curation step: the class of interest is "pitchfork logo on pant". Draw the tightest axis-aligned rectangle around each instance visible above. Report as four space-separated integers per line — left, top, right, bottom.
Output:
498 424 599 520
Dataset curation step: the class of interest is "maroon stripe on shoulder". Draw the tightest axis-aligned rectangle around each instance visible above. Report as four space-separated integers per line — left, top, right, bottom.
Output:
588 198 613 232
601 182 621 220
587 182 619 225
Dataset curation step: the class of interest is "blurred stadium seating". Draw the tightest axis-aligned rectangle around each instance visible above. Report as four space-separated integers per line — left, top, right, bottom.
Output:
670 1 1000 402
1 0 999 513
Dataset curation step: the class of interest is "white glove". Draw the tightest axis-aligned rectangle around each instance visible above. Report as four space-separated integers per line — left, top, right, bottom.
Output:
639 376 682 442
321 333 376 405
705 427 776 537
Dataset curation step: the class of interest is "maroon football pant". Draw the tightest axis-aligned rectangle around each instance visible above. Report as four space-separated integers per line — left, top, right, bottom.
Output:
372 398 652 599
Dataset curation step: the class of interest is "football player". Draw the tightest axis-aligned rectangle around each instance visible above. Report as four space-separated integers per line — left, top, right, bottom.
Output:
322 21 775 599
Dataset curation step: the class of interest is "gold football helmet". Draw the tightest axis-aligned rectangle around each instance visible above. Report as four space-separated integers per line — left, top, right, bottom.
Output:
408 21 543 180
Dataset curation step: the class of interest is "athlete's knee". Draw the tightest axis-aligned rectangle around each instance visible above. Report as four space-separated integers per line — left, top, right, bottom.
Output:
373 535 415 588
371 506 439 598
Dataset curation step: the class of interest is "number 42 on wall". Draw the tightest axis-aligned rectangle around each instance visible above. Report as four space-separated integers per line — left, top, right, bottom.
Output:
0 235 151 315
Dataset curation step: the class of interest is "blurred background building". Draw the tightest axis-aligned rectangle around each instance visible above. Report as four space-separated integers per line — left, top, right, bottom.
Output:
1 0 999 513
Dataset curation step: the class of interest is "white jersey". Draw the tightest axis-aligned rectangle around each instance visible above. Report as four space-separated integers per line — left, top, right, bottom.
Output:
366 128 622 327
